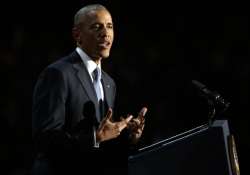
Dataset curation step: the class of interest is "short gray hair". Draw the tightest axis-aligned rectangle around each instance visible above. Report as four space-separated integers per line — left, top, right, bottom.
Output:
74 4 108 26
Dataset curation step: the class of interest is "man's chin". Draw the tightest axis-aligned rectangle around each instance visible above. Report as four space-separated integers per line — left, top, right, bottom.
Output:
99 51 110 59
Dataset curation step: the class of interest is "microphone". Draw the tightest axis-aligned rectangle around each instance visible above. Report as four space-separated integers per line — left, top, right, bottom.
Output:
192 80 230 109
83 101 98 126
73 101 97 133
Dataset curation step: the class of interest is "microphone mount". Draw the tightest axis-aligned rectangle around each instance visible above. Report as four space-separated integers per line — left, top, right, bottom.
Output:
192 80 230 126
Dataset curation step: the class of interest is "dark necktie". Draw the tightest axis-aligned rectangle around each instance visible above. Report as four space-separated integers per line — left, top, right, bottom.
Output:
93 67 104 121
93 67 102 101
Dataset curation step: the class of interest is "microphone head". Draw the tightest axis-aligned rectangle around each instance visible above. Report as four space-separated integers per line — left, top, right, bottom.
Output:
192 80 206 90
192 80 230 110
83 101 96 118
73 101 97 133
192 80 214 99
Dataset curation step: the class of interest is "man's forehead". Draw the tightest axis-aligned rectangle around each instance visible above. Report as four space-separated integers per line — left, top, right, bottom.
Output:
87 9 112 20
80 10 112 24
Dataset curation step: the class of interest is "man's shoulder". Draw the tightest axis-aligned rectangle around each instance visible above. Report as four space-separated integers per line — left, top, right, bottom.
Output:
45 51 79 73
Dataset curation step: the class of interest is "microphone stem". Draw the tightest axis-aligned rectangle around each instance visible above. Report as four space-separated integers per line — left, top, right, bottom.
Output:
208 99 216 126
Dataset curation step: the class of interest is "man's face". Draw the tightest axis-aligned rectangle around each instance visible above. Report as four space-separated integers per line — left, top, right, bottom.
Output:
75 9 114 61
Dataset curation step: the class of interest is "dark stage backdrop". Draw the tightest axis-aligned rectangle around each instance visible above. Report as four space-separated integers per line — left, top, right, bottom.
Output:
1 1 249 174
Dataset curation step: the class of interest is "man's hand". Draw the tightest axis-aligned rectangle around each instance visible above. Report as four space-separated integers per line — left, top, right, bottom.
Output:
127 107 148 144
96 108 133 142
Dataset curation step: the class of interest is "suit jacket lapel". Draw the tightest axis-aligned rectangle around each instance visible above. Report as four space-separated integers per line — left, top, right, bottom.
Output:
73 62 98 102
70 52 99 109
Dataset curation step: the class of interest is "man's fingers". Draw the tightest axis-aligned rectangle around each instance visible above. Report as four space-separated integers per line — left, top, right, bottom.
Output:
140 117 145 126
125 115 133 123
117 115 133 131
104 108 113 121
120 114 132 121
139 107 147 116
133 119 145 130
140 123 145 131
138 107 148 120
131 118 141 125
99 108 113 131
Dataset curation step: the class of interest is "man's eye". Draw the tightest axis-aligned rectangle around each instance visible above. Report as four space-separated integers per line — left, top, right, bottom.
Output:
92 25 101 30
107 25 113 29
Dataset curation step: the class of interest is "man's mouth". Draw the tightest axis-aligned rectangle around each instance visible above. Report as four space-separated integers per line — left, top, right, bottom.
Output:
98 41 111 49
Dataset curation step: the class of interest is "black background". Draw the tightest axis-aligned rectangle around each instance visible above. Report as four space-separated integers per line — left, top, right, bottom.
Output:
1 1 249 174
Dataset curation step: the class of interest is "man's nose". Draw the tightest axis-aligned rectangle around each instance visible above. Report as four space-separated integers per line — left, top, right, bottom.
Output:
99 27 111 38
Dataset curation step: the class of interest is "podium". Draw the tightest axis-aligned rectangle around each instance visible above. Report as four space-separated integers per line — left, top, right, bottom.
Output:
128 120 237 175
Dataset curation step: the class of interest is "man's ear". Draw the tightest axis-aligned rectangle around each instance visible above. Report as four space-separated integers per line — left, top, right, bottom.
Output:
72 26 81 44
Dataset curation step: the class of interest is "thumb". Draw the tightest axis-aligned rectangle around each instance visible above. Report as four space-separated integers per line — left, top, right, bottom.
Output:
117 115 133 132
120 116 125 121
104 108 113 121
125 115 133 123
99 108 113 131
139 107 148 117
120 114 130 121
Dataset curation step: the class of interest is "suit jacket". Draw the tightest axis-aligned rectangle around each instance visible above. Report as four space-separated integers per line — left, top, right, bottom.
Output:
32 51 125 175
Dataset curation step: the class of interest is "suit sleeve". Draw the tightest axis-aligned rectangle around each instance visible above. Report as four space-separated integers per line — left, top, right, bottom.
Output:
32 67 94 159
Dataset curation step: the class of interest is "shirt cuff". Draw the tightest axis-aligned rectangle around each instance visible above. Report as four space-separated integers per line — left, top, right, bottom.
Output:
93 126 100 148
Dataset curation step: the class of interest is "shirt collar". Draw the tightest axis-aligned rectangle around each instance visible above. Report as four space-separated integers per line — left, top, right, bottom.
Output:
76 47 101 79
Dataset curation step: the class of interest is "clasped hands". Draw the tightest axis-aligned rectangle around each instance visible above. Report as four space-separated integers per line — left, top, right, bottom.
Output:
96 107 147 143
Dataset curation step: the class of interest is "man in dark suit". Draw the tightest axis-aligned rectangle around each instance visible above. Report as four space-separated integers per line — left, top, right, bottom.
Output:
32 4 147 175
